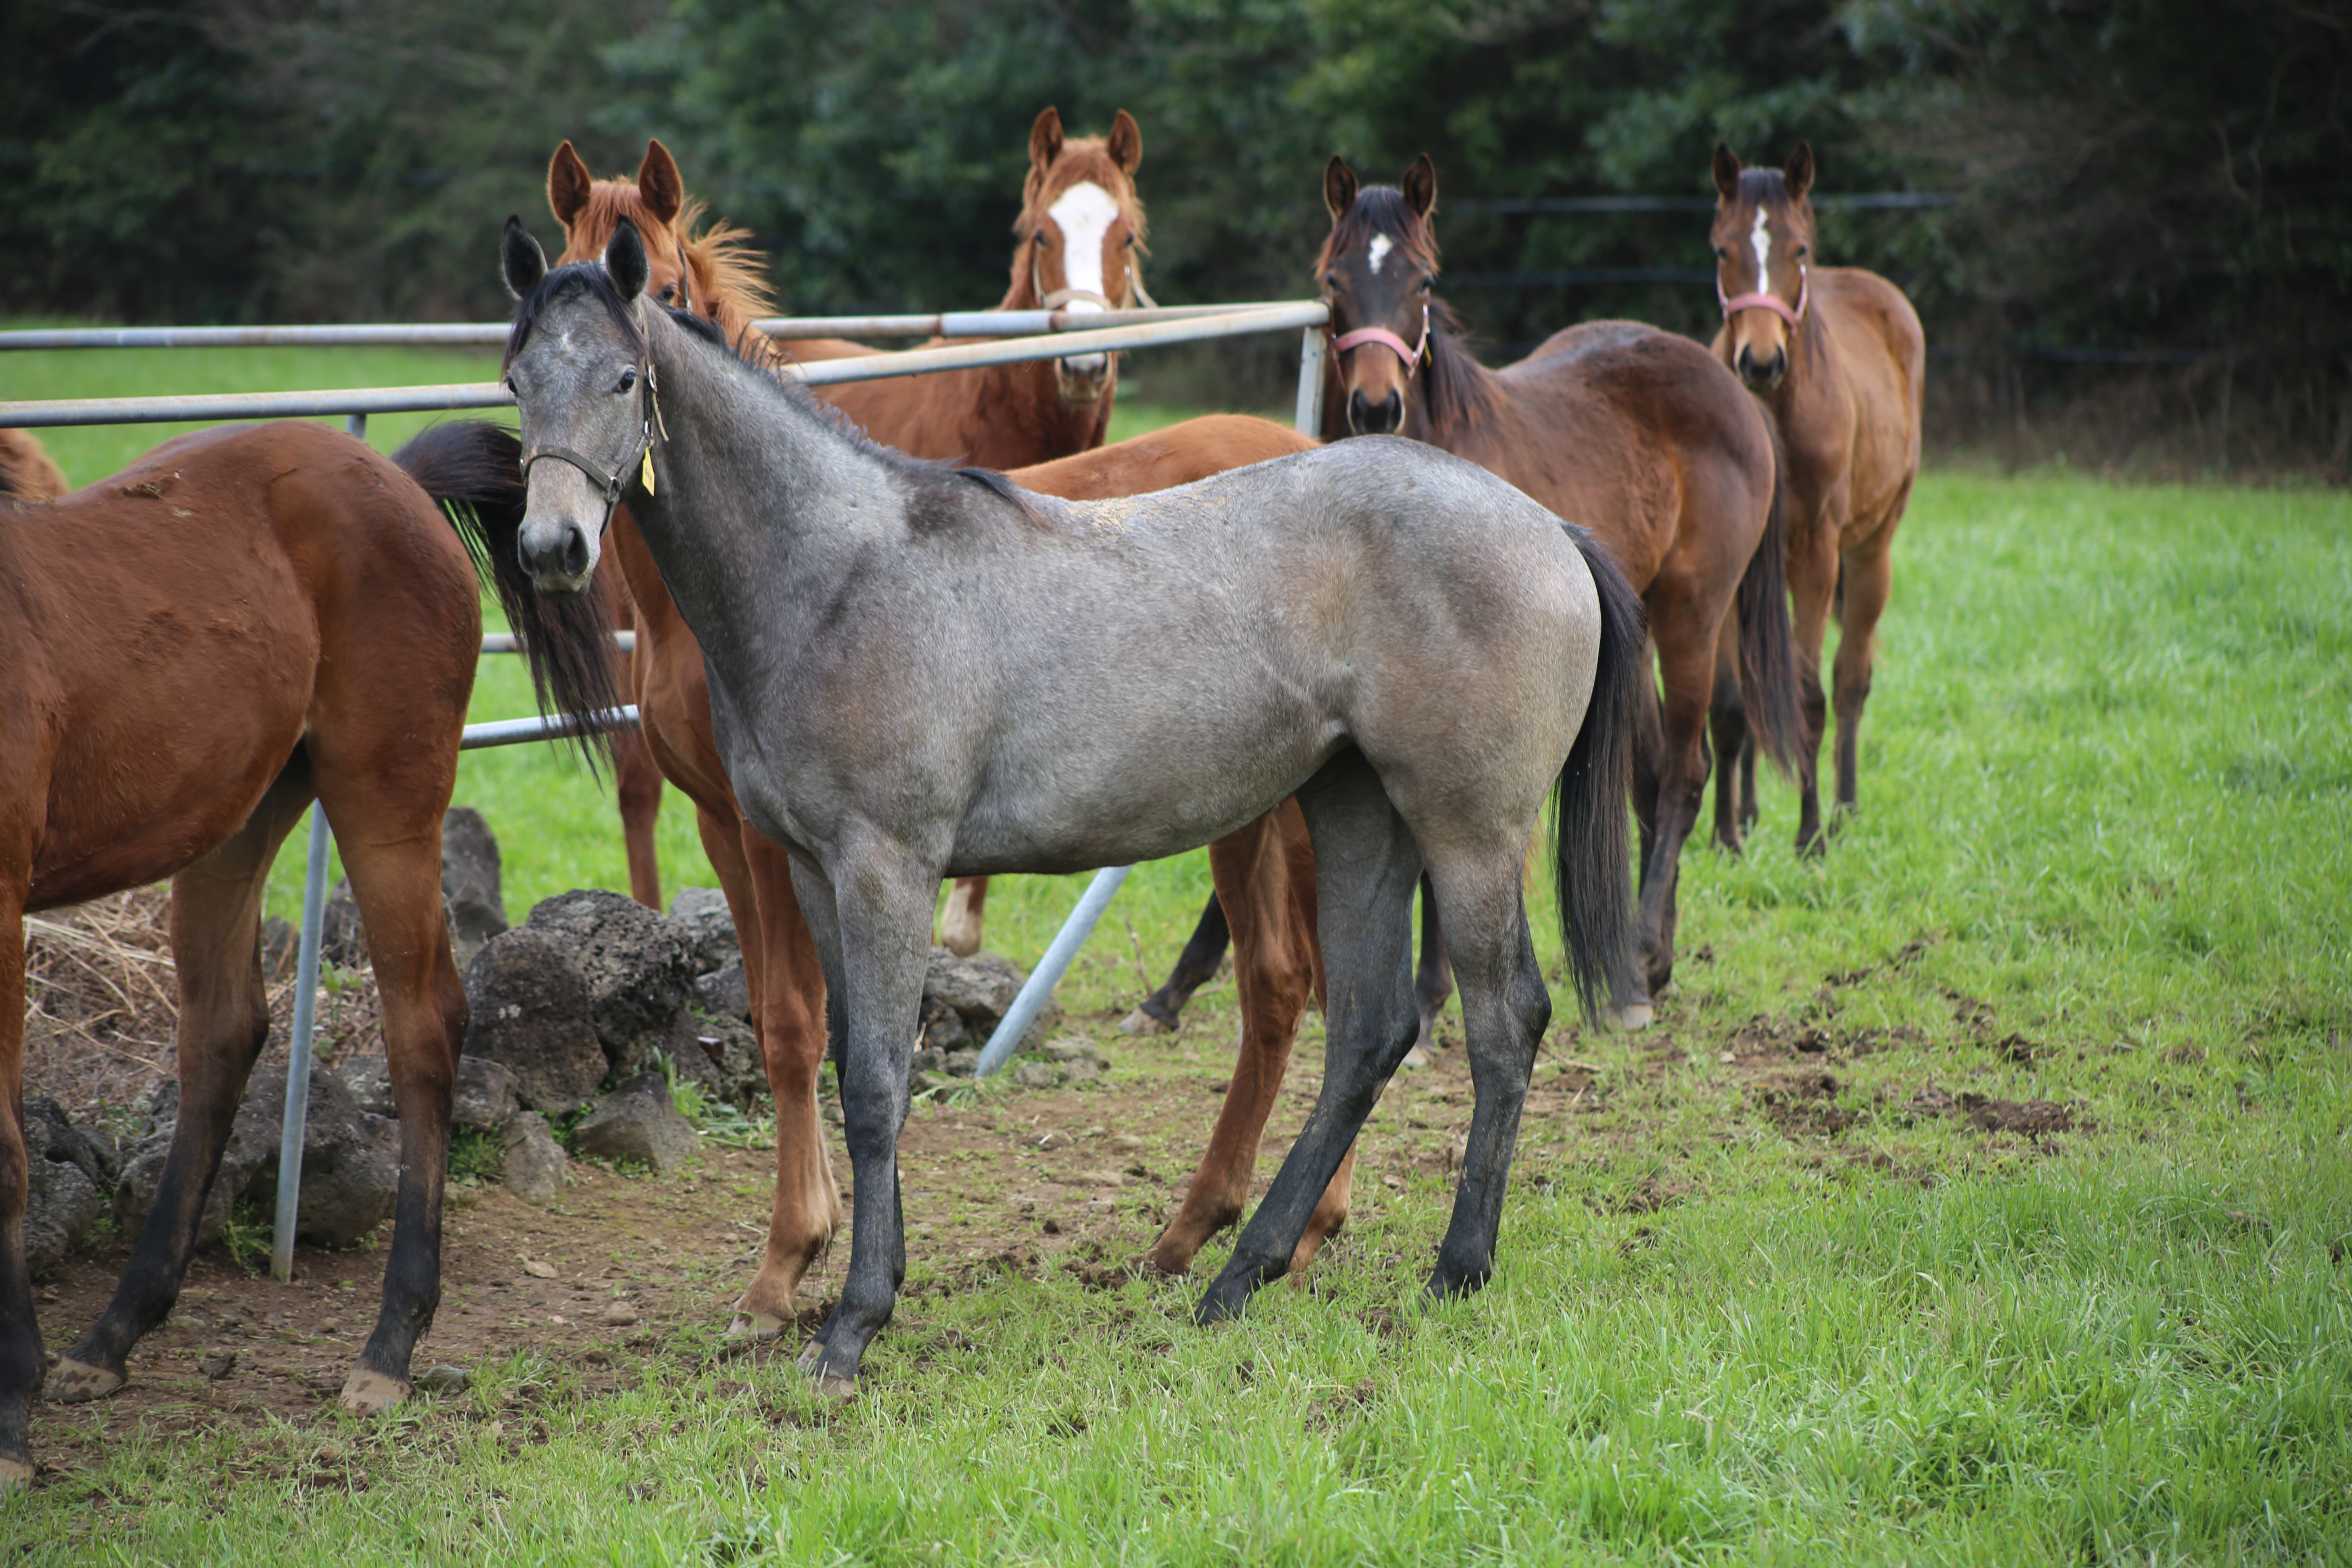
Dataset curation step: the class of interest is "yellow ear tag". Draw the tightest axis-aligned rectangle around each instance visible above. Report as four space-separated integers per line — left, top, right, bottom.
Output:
640 448 656 496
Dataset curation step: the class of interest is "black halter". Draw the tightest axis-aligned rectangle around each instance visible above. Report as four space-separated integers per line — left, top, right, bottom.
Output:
520 354 659 533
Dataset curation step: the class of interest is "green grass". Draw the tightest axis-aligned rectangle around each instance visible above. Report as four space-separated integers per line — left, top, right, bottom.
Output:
9 336 2352 1562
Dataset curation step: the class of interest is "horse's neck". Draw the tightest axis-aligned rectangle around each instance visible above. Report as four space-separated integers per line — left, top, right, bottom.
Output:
1772 312 1855 481
629 321 895 680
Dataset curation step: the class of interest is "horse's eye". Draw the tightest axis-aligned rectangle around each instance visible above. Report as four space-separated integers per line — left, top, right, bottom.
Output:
1420 275 1435 292
1034 229 1047 247
1793 244 1810 259
658 283 676 302
614 367 638 394
1714 245 1730 260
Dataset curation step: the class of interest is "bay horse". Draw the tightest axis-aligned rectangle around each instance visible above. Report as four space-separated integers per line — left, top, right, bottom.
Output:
0 430 67 501
0 419 611 1491
1706 143 1925 853
1139 156 1802 1041
499 221 1644 1393
546 111 1146 941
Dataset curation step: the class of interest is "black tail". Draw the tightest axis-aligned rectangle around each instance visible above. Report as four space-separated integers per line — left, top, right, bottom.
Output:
392 421 621 766
1554 524 1647 1023
1733 414 1806 781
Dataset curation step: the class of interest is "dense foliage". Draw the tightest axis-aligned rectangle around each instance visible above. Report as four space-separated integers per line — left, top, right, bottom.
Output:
4 0 2346 461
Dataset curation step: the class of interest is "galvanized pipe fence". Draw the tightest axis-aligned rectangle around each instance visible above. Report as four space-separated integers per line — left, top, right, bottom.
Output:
11 298 1331 1278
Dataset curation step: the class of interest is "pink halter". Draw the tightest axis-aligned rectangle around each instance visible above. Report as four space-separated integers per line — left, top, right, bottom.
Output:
1330 301 1430 373
1718 265 1809 330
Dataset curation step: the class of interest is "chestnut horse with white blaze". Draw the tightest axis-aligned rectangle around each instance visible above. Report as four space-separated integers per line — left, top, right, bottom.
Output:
546 114 1144 944
1705 143 1924 854
0 421 611 1490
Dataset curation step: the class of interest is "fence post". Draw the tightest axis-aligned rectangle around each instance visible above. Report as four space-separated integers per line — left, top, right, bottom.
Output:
1294 327 1326 437
976 865 1132 1077
271 802 333 1282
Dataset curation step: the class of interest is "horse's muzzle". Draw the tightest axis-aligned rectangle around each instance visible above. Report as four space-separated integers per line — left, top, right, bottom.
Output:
1055 353 1112 405
1734 344 1789 391
1348 387 1405 437
517 514 597 596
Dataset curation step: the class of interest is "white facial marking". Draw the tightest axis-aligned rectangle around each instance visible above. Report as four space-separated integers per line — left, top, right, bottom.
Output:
1367 233 1394 275
1046 180 1120 312
1749 209 1772 278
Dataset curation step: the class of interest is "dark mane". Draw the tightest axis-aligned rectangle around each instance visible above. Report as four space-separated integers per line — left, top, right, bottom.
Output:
506 262 648 373
1733 167 1809 220
1316 186 1499 442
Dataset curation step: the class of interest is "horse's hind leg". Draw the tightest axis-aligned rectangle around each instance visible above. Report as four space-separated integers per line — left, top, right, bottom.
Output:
1405 875 1454 1064
1633 591 1724 998
49 768 313 1405
1120 890 1229 1035
1830 536 1895 824
1422 853 1551 1299
1147 803 1351 1278
1707 619 1749 852
1197 755 1417 1324
938 876 988 957
314 762 467 1413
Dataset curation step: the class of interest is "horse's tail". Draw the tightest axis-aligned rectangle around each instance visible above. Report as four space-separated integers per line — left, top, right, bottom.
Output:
1553 525 1646 1024
1734 414 1806 782
391 420 621 767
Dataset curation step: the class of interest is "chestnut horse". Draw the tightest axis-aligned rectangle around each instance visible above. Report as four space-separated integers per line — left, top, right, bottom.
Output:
0 420 610 1490
1706 143 1924 853
546 111 1145 940
0 430 67 501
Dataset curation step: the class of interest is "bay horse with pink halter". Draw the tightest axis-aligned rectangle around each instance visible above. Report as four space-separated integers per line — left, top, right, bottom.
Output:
0 420 611 1490
545 113 1144 946
1705 143 1925 853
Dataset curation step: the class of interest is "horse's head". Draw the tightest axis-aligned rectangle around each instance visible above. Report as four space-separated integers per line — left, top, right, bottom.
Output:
1710 142 1815 391
501 214 657 596
548 138 776 358
1016 107 1149 404
1315 155 1440 437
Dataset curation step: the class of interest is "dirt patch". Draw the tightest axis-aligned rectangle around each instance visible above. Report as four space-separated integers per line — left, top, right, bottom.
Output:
1755 1070 1863 1136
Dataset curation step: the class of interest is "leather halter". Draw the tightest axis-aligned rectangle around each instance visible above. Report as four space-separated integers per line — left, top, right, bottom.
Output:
1718 263 1809 330
1330 301 1431 375
521 348 660 535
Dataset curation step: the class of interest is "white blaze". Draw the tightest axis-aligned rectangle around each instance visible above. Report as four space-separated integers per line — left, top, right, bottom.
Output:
1047 180 1120 374
1749 209 1772 280
1368 233 1394 275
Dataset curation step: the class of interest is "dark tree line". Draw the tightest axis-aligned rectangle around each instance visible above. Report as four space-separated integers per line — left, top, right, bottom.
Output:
4 0 2346 465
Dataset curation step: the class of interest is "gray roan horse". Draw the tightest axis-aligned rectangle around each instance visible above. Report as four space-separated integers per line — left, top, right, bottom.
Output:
497 216 1646 1395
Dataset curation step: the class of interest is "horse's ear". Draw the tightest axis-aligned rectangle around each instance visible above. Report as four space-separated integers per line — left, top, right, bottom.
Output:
1030 107 1065 174
1323 156 1359 221
548 141 594 229
503 215 548 301
1106 110 1142 177
1402 154 1437 220
606 217 650 302
1783 141 1814 203
638 139 685 226
1712 143 1741 201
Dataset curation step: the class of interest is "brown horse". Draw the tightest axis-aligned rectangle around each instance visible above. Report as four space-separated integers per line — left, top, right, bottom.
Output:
547 113 1145 938
0 430 67 501
1707 143 1925 852
0 419 610 1490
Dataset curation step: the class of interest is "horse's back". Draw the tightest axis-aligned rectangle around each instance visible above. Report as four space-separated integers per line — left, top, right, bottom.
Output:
1015 414 1316 499
1813 268 1926 514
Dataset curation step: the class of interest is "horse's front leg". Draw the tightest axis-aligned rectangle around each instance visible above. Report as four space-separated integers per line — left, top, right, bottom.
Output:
788 841 935 1399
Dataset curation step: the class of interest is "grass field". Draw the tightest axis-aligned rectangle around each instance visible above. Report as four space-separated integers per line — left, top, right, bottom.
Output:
6 339 2352 1563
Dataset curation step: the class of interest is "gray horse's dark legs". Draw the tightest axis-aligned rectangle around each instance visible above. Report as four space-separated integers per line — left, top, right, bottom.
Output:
1412 874 1455 1053
788 851 924 1396
1197 755 1420 1324
1427 897 1549 1296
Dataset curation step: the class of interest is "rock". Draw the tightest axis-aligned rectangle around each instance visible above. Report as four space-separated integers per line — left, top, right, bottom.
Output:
1010 1061 1062 1090
22 1098 115 1274
910 1047 947 1078
668 887 739 973
688 1011 766 1104
242 1069 401 1248
337 1055 394 1116
572 1073 699 1173
498 1113 569 1202
695 961 751 1025
918 995 971 1056
944 1049 981 1079
199 1351 238 1382
114 1080 282 1249
1035 1036 1110 1071
921 947 1060 1058
525 890 700 1082
599 1299 639 1326
461 928 606 1113
441 808 509 970
452 1057 520 1130
414 1365 471 1396
320 879 369 970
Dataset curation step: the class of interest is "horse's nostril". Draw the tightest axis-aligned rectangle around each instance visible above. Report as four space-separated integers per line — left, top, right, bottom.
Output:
564 526 589 579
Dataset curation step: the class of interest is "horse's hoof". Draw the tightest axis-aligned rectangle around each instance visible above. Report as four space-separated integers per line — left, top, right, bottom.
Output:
1399 1044 1433 1069
338 1369 412 1416
42 1356 122 1405
812 1372 858 1402
1136 1247 1187 1280
727 1309 789 1343
1118 1007 1174 1036
0 1456 31 1494
1607 1003 1654 1032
